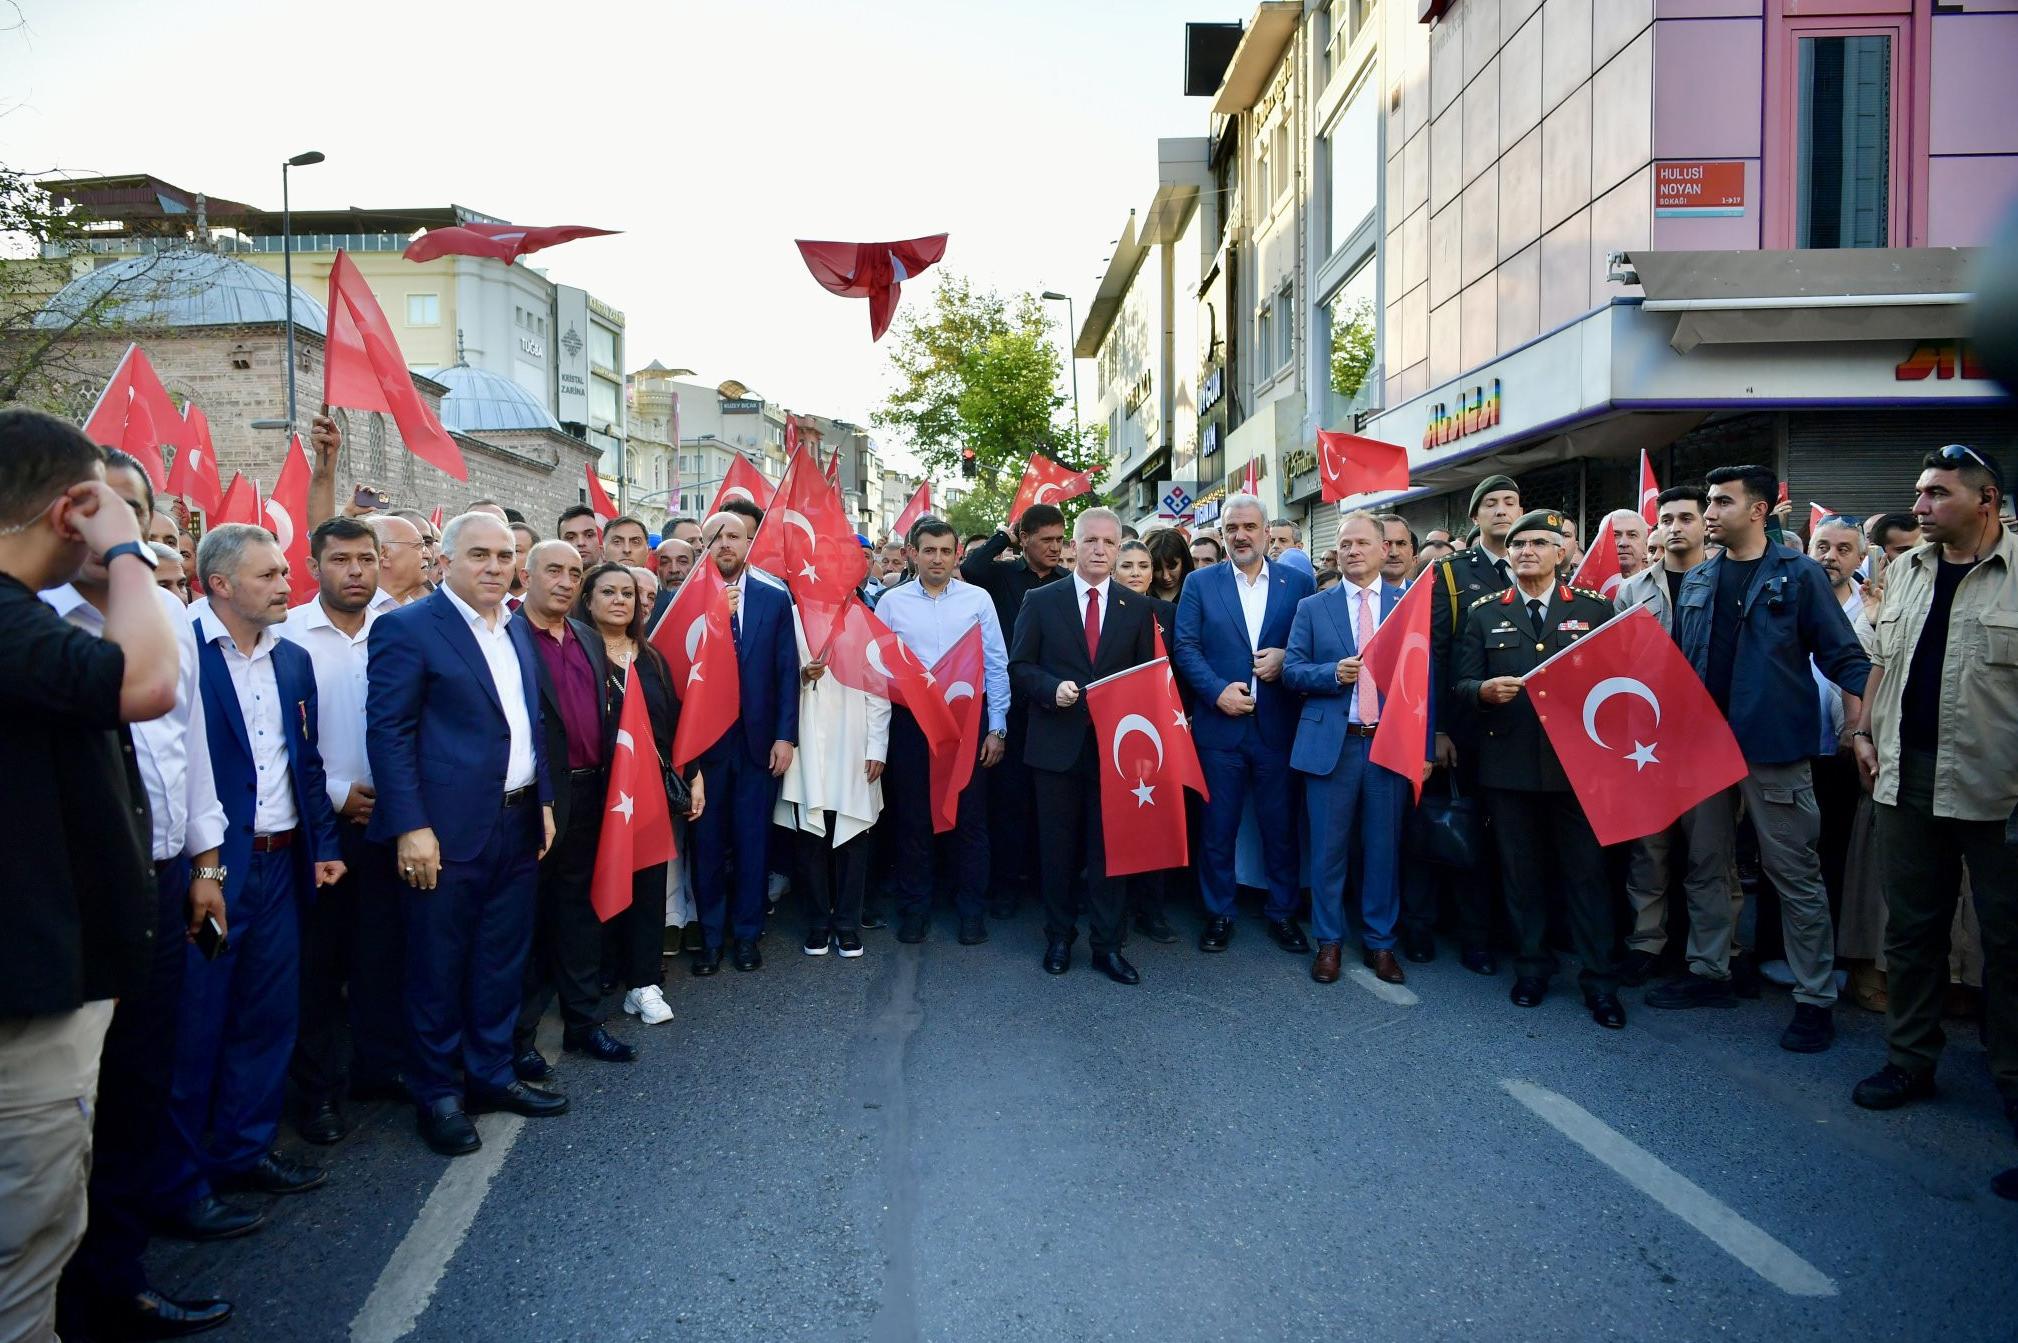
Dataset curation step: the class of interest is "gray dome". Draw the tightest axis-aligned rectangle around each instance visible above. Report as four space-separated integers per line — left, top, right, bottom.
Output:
422 363 561 433
35 250 326 333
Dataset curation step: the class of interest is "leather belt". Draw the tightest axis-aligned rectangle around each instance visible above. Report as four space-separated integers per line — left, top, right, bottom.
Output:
503 785 536 808
1345 723 1380 738
251 828 297 852
566 766 605 781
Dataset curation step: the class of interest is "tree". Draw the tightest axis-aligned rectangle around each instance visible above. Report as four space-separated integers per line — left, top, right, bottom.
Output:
875 274 1104 527
1329 296 1376 405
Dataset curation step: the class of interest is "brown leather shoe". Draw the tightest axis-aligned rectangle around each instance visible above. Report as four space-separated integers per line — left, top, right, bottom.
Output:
1311 944 1342 984
1364 950 1406 984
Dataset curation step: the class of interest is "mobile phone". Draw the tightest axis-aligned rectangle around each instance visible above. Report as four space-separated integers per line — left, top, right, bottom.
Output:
194 914 229 961
354 485 389 510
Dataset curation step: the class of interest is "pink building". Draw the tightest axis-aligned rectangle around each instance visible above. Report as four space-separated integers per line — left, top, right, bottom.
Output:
1362 0 2017 532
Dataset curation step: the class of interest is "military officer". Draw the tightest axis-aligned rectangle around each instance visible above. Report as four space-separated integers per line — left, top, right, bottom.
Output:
1451 509 1625 1029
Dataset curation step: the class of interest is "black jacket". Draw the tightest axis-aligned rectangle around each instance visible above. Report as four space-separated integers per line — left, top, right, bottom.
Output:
1009 578 1160 772
1452 583 1615 792
514 615 611 843
960 531 1064 651
1428 545 1515 744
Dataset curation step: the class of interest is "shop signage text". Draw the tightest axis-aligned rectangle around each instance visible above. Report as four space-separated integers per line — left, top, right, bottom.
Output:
1423 378 1501 450
1895 340 1987 382
1200 365 1225 415
720 397 764 414
1655 161 1745 218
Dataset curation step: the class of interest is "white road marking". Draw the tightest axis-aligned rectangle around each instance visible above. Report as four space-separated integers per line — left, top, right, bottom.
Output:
348 1113 527 1342
1501 1079 1838 1297
1347 964 1420 1006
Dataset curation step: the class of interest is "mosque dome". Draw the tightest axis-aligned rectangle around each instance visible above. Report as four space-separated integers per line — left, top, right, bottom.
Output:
34 249 327 333
421 362 562 433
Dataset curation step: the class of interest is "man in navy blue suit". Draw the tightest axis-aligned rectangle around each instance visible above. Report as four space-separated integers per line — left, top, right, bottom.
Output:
1284 511 1416 986
368 512 563 1157
165 524 345 1227
689 510 801 975
1173 493 1314 955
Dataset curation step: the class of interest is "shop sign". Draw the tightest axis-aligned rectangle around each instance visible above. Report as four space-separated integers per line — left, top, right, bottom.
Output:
1895 340 1987 382
1423 378 1501 450
1654 161 1745 218
1200 365 1225 415
1154 481 1198 524
720 397 764 414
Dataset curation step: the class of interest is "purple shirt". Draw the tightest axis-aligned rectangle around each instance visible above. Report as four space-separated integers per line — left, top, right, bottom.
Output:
531 622 603 770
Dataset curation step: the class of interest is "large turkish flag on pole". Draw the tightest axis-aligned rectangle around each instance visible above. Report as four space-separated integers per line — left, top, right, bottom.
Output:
1007 452 1095 524
589 662 676 922
926 621 986 834
1523 607 1750 845
661 562 742 769
893 481 931 540
1317 430 1409 503
767 460 867 608
1084 657 1209 877
166 404 223 513
710 453 775 515
1570 516 1625 599
325 250 468 481
585 464 619 523
1355 575 1436 801
1638 449 1660 528
265 435 316 605
803 594 961 748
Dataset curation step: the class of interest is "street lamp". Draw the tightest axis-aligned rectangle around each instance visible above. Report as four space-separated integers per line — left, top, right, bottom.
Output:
1040 290 1081 446
281 151 325 438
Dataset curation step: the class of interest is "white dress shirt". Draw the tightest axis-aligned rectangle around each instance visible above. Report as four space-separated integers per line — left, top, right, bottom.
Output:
1070 572 1111 663
1342 576 1384 725
873 577 1011 733
278 597 378 815
196 609 299 835
43 583 227 862
1231 559 1271 691
441 583 537 791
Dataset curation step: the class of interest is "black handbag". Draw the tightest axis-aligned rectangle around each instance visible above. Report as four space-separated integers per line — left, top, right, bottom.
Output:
1405 769 1483 870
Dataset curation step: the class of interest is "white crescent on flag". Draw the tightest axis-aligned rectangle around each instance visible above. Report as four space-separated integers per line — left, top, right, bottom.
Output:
1033 482 1063 503
262 499 295 552
615 728 634 754
1582 676 1661 759
1109 713 1165 777
723 486 755 505
944 680 975 704
684 615 707 663
864 636 891 679
782 509 818 548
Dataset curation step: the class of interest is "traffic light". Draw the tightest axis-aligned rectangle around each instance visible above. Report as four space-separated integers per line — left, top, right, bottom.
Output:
960 446 977 478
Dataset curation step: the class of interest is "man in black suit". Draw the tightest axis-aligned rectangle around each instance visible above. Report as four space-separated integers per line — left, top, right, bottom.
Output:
1009 506 1160 984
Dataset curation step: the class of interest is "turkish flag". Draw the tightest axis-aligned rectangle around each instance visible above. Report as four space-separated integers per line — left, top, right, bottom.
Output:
83 344 191 469
402 222 617 265
1638 450 1660 528
1085 656 1209 877
1356 576 1435 800
710 453 774 515
824 446 841 485
214 472 260 526
803 594 960 746
754 451 865 606
784 414 799 456
1523 606 1750 846
795 234 949 341
926 622 986 834
893 481 931 541
325 250 468 481
428 505 444 531
1571 516 1625 599
116 393 165 490
166 405 223 513
265 435 316 604
1317 429 1409 503
663 562 741 768
589 662 676 922
1808 502 1831 537
1240 457 1259 497
586 464 619 523
1007 452 1096 524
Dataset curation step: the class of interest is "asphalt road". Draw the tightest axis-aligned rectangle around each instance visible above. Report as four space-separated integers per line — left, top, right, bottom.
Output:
145 908 2017 1342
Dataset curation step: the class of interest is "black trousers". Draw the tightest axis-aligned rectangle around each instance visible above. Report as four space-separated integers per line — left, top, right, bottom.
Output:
1487 786 1619 993
516 771 606 1049
1812 750 1861 919
1033 740 1128 954
1401 762 1497 950
619 863 669 988
796 814 870 932
987 703 1037 902
291 821 406 1104
887 707 989 920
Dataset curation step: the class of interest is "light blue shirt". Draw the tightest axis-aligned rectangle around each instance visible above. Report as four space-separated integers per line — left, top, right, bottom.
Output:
873 577 1011 734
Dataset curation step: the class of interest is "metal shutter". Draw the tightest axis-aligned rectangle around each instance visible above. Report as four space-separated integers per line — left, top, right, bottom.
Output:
1788 410 2018 521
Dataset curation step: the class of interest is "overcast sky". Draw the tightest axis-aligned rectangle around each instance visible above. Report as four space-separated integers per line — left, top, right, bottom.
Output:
2 0 1223 468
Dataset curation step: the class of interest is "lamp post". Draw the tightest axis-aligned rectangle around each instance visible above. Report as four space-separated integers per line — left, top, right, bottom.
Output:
1040 290 1081 446
281 151 325 438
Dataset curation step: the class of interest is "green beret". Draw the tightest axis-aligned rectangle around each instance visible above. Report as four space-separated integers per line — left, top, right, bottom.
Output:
1509 509 1567 542
1468 474 1519 516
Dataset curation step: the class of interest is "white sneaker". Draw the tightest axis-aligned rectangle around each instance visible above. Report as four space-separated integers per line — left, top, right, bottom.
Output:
623 985 673 1025
1760 959 1797 988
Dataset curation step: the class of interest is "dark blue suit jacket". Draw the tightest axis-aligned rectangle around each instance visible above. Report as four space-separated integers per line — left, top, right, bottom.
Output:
1282 581 1405 776
195 620 342 901
1173 560 1314 752
366 589 553 863
704 574 800 768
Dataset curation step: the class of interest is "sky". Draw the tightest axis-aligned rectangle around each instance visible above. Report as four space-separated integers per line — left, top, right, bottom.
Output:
0 0 1226 470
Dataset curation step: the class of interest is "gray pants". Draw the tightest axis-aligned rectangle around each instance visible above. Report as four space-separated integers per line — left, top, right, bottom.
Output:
1688 760 1838 1006
1624 806 1744 971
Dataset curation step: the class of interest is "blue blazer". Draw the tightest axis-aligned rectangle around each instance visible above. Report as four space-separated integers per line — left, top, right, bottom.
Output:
365 590 554 864
1282 581 1405 776
196 624 342 901
1173 560 1314 752
705 574 801 769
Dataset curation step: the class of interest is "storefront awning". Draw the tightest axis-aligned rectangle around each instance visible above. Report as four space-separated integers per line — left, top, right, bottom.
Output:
1622 248 1978 353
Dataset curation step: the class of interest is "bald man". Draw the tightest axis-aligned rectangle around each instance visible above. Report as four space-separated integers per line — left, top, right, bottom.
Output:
369 515 428 610
647 538 693 633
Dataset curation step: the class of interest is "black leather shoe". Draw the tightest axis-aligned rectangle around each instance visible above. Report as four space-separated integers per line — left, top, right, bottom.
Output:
215 1150 325 1196
562 1025 637 1063
1730 953 1763 999
897 913 929 944
1401 929 1436 964
1619 950 1660 987
957 916 989 945
691 945 724 976
731 939 763 971
1267 919 1311 954
1644 974 1739 1010
860 906 889 929
466 1079 569 1118
417 1098 480 1156
95 1289 233 1338
1042 937 1072 975
157 1195 265 1242
1510 976 1548 1008
1461 947 1499 976
1092 952 1141 985
1852 1063 1936 1110
1586 992 1627 1029
1198 916 1234 953
1779 1003 1836 1054
298 1099 348 1146
512 1048 555 1082
1134 912 1178 944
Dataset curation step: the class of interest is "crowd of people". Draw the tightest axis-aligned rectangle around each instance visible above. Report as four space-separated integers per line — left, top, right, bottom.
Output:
3 400 2015 1342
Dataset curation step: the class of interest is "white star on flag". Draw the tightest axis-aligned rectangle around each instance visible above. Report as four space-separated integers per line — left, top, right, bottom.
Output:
1172 709 1188 729
687 661 705 685
610 790 634 822
799 561 820 583
1626 741 1659 771
1131 777 1156 807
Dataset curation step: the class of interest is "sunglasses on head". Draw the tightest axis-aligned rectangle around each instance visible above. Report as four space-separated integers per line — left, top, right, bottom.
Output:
1932 443 1993 472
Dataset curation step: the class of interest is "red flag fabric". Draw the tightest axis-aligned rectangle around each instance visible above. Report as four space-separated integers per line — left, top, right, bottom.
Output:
428 505 444 530
1240 458 1259 497
586 464 619 523
663 562 741 769
166 405 223 512
893 481 932 540
402 222 618 265
324 250 468 481
1084 657 1210 876
1317 429 1409 503
1638 450 1660 528
804 595 961 747
1007 452 1096 524
214 472 260 526
265 436 316 604
1524 606 1750 846
84 343 192 458
926 622 987 834
116 393 166 491
589 663 677 922
710 453 774 515
1356 576 1436 800
784 414 799 456
1808 502 1832 537
794 234 949 341
824 446 841 485
754 451 866 606
1570 516 1625 599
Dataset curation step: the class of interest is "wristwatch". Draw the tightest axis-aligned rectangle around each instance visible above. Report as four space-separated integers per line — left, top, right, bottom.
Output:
192 864 228 884
103 540 158 570
987 729 1007 740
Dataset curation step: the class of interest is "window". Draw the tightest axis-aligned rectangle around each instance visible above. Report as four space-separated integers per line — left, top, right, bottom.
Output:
1256 139 1273 210
1257 300 1274 379
1277 282 1296 370
590 323 618 370
1325 75 1379 255
1796 34 1891 248
406 293 440 326
1324 260 1378 424
1325 0 1375 81
589 377 619 426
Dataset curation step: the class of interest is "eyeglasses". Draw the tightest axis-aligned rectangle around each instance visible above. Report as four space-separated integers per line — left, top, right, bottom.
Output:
1932 443 1993 472
1506 537 1558 551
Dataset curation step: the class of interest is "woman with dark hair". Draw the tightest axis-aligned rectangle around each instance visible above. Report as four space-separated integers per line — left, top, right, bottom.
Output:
574 562 704 1027
1144 527 1191 606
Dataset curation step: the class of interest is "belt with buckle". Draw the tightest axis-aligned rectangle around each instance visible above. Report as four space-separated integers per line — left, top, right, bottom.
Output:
1345 723 1380 738
251 828 297 852
567 766 605 781
503 785 536 808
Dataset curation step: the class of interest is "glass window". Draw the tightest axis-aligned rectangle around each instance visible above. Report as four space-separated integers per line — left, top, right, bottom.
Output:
1326 76 1379 256
1324 260 1378 424
1276 281 1295 370
406 293 440 326
589 323 618 369
1797 34 1891 248
589 377 619 425
1256 140 1272 209
1257 300 1274 379
1272 123 1291 203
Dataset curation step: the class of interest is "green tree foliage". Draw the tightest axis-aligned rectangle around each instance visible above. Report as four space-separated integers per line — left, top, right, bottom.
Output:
1329 296 1376 404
